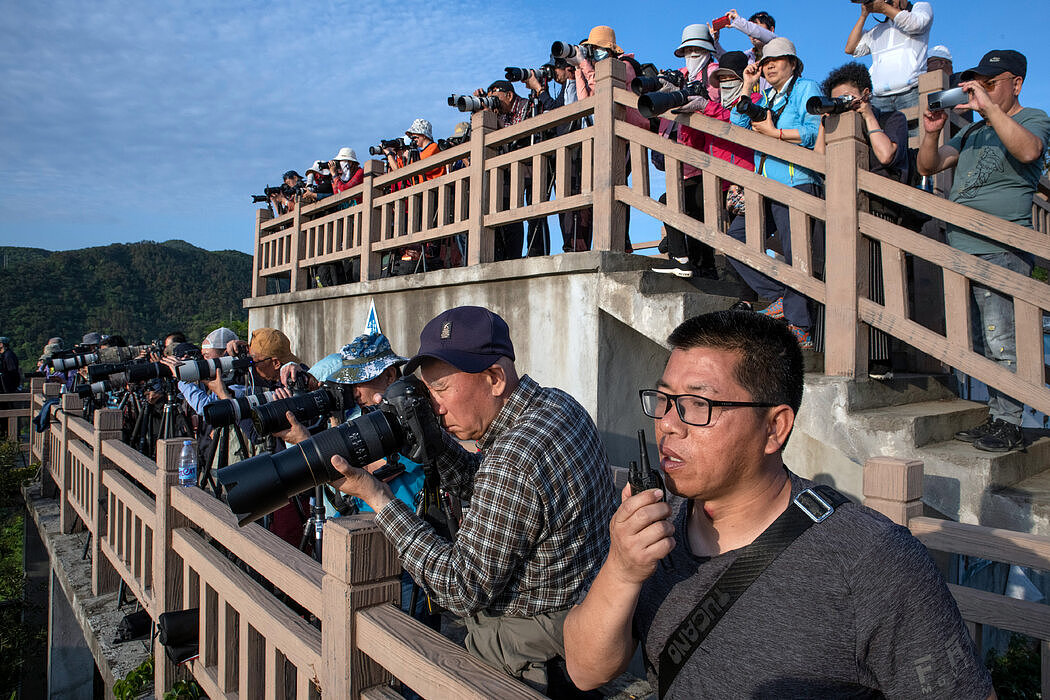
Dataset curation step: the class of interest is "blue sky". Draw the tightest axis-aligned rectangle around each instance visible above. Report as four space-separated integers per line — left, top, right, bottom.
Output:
1 0 1047 254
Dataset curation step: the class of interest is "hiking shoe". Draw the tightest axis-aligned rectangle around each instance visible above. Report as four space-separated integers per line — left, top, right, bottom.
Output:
954 417 997 444
652 259 694 278
788 325 814 351
759 297 785 319
730 300 754 312
973 420 1024 452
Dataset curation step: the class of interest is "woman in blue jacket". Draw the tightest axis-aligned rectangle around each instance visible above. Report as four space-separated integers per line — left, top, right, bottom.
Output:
728 37 823 349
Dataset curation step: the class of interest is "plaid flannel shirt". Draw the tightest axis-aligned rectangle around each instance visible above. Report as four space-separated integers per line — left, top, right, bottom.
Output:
375 375 616 618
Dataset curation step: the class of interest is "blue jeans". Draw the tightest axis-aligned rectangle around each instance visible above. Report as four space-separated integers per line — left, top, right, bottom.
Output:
970 250 1033 424
871 86 919 112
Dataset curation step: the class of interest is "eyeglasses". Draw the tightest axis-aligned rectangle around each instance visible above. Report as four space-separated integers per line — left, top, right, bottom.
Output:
639 389 776 426
979 75 1016 90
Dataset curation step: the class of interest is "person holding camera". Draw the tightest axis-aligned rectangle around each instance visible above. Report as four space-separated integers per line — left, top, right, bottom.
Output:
918 49 1050 453
304 161 333 201
713 10 777 90
562 310 992 697
844 0 933 114
327 148 363 195
727 37 823 349
329 305 616 695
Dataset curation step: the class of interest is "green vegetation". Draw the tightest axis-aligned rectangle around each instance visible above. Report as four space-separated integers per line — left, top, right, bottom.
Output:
113 656 153 700
0 240 252 375
0 440 44 697
987 634 1041 700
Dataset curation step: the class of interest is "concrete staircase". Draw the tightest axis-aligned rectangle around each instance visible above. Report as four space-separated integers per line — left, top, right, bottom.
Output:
598 266 1050 536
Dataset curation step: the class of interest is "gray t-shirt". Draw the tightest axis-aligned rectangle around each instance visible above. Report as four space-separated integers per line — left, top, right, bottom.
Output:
633 471 992 698
946 106 1050 254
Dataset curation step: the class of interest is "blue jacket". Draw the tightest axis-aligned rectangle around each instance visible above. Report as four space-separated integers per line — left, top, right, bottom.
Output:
731 76 822 188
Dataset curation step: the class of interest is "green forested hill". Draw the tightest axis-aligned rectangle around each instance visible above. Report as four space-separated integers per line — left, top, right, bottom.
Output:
0 240 251 373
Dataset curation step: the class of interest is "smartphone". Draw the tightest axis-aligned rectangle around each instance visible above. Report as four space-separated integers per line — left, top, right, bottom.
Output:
712 15 731 31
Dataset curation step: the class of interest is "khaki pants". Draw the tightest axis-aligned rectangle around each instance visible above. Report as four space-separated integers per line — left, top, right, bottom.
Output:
464 607 570 693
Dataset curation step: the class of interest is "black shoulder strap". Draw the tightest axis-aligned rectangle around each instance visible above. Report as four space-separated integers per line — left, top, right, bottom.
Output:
656 484 850 698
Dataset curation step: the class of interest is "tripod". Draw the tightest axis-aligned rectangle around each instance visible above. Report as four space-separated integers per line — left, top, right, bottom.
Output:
199 421 251 498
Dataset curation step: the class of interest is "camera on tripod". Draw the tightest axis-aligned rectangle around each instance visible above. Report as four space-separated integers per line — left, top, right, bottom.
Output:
504 65 555 83
638 81 707 119
736 98 771 123
368 137 411 156
88 356 252 385
437 135 469 150
806 94 857 116
217 375 442 525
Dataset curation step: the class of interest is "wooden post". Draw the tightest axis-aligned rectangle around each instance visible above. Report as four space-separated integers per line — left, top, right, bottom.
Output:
359 160 385 282
467 110 498 266
290 202 305 292
321 516 401 698
58 393 82 533
154 437 192 693
91 408 122 596
40 383 61 468
252 208 274 298
592 58 628 252
29 378 44 459
862 456 924 526
822 110 869 378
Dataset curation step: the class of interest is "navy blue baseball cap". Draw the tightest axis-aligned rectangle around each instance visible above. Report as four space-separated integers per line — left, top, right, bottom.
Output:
404 306 515 374
960 49 1027 82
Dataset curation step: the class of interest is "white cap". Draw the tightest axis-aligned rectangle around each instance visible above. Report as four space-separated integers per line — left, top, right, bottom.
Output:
928 45 952 61
332 147 358 163
202 327 239 350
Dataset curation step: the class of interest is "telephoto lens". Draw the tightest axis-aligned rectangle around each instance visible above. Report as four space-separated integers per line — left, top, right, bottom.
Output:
87 362 133 382
456 95 499 113
505 67 529 82
75 379 119 399
218 375 440 526
250 385 345 435
805 95 856 116
631 76 665 96
551 41 582 60
736 98 770 122
202 390 278 428
51 352 100 372
173 356 252 383
638 81 706 119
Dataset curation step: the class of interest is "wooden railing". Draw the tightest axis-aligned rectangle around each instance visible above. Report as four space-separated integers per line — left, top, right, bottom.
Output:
865 456 1050 697
28 380 542 699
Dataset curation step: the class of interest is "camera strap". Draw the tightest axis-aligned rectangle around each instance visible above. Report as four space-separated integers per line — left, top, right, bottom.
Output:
754 77 798 177
656 484 849 698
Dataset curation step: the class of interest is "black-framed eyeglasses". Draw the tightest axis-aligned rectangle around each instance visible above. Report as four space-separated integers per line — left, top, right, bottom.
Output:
639 389 777 427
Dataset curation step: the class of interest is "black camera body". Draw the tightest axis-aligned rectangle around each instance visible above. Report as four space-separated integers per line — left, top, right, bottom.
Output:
806 95 857 116
631 69 687 96
217 375 442 526
638 80 707 119
437 135 469 150
736 98 771 123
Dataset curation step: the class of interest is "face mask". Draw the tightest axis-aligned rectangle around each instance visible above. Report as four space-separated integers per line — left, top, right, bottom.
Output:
720 79 744 109
685 52 710 81
305 173 316 186
592 48 610 62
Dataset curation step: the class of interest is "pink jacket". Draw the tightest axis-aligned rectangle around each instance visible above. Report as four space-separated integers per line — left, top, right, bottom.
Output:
575 53 650 129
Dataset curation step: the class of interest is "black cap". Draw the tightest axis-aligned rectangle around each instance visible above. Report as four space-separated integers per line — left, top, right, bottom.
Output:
487 80 516 95
960 49 1027 82
404 306 515 374
172 342 203 360
712 51 749 82
282 170 301 181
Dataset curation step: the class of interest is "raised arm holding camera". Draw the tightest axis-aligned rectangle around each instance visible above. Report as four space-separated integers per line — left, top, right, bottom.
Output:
917 49 1050 453
845 0 933 114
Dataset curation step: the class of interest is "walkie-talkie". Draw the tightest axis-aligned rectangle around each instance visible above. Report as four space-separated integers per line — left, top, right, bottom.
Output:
629 429 664 499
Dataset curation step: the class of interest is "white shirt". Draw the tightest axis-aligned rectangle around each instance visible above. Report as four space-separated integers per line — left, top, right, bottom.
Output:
853 1 933 96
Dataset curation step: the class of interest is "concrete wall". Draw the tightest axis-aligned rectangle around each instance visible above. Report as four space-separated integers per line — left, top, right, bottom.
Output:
48 570 94 699
247 252 665 468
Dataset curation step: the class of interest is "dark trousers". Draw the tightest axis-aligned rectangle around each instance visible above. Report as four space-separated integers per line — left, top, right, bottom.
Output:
659 177 715 270
726 182 825 330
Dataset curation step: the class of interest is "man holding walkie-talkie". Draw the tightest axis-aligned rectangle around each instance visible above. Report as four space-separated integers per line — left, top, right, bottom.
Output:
564 310 992 698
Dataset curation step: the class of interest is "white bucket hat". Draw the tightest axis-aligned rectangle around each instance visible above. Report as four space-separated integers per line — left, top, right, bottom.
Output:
675 24 715 57
405 118 433 142
758 37 803 75
928 45 952 61
332 147 358 163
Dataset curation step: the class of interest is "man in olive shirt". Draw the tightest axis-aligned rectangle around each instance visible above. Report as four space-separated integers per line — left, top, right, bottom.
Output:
918 49 1050 452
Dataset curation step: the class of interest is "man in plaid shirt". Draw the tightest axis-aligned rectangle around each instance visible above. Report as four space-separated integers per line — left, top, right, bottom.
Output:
332 305 616 694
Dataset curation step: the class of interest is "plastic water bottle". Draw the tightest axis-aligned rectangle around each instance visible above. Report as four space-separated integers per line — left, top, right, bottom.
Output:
177 440 197 488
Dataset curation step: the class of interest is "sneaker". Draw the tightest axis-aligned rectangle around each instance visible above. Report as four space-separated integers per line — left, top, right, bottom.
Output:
759 297 785 319
730 300 754 312
973 420 1024 452
652 258 694 278
788 325 814 351
954 417 996 444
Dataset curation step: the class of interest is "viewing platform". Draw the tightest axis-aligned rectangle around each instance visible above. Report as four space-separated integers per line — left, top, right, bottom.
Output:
20 59 1050 698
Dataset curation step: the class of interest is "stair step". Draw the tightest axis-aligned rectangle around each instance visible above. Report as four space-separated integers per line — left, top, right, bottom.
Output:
921 434 1050 491
992 463 1050 532
852 399 989 448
